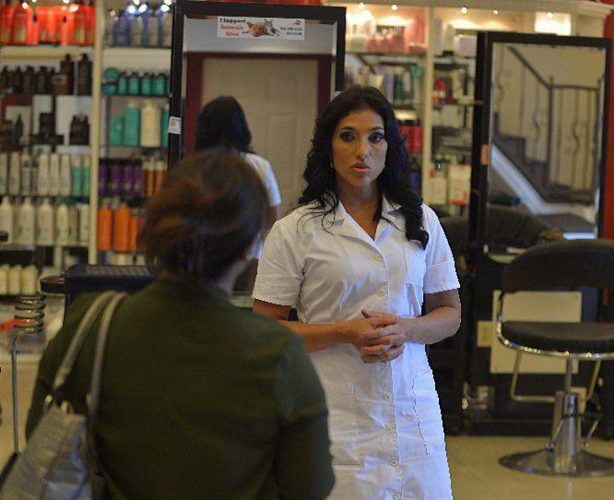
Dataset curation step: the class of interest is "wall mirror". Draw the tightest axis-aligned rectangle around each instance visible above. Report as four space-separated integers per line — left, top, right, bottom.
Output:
471 32 611 256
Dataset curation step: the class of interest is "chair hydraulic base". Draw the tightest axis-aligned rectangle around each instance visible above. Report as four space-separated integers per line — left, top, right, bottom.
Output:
500 391 614 477
500 448 614 477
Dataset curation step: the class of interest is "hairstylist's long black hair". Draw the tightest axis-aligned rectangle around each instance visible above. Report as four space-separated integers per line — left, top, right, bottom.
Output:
195 96 252 153
299 85 428 249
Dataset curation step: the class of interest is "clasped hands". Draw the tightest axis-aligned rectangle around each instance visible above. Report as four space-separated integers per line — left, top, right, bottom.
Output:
343 310 407 364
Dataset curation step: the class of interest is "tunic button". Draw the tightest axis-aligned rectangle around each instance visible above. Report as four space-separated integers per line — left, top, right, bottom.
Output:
375 254 383 262
377 289 385 297
390 459 399 468
393 492 402 500
383 393 392 401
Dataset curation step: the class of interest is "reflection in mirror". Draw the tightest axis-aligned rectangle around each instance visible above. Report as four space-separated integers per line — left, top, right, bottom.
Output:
179 15 340 216
489 43 606 241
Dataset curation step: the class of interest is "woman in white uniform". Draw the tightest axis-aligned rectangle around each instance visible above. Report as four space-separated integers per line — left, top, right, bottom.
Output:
253 86 461 499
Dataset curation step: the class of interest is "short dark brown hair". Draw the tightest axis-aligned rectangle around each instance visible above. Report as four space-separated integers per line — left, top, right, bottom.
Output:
140 148 268 284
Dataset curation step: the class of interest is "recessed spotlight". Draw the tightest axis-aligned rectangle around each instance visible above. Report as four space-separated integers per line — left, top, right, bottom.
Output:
493 9 499 15
547 12 554 19
392 4 398 11
359 2 365 9
461 6 468 15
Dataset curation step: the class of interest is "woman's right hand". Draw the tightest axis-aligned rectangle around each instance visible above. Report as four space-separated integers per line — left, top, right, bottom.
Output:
339 316 397 350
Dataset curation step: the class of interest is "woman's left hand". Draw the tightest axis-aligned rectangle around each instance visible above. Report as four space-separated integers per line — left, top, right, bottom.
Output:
358 310 407 363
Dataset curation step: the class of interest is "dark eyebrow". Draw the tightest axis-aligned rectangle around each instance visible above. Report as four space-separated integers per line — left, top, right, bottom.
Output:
339 126 385 132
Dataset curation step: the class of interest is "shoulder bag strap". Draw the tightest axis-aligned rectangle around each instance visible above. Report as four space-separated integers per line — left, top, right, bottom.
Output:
84 292 127 499
51 291 116 394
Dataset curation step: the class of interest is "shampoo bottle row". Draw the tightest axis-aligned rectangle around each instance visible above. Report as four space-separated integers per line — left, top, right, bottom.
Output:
0 196 89 246
0 152 91 198
0 264 39 296
109 100 169 148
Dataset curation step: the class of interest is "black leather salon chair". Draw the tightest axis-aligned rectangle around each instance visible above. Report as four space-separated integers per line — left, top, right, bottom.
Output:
496 239 614 476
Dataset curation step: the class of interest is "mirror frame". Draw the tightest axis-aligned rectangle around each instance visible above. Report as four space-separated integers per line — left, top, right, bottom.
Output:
470 31 612 260
168 0 347 168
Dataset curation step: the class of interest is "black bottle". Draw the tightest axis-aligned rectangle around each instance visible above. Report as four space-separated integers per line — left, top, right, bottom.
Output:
76 54 92 95
34 66 51 94
60 54 75 94
11 67 23 94
22 66 35 95
12 114 23 147
0 67 9 93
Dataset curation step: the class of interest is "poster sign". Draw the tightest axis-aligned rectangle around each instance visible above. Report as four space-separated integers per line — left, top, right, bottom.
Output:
217 16 305 40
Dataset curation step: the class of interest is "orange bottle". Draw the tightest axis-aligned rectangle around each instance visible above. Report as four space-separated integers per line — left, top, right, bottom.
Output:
11 1 32 45
84 0 94 46
73 0 86 46
97 202 113 251
0 1 15 45
60 3 76 46
113 202 131 252
128 208 141 253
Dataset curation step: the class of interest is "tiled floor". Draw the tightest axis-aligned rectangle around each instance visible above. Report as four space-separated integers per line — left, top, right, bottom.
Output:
1 362 613 499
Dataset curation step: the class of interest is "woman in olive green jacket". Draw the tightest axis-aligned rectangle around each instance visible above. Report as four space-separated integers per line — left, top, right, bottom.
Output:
26 149 334 499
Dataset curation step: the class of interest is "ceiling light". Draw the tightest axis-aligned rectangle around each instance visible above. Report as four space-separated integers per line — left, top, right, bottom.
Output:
460 6 468 15
392 4 398 11
359 2 365 9
547 12 554 19
493 9 499 15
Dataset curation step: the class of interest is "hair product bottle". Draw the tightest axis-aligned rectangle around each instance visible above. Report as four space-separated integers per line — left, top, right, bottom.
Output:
68 202 79 245
36 152 49 196
36 197 54 246
8 151 20 195
17 196 35 245
140 100 160 147
79 202 89 245
48 153 60 196
8 265 21 295
81 154 90 197
97 200 113 251
0 152 8 195
19 151 31 196
0 196 13 243
55 200 69 246
123 100 140 146
71 154 82 197
59 154 72 196
113 202 130 252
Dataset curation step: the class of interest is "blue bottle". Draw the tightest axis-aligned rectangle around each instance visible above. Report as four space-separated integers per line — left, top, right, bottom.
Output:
123 100 141 147
113 9 131 47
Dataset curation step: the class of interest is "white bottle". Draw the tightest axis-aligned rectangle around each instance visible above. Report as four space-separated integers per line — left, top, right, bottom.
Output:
17 197 35 245
79 202 89 245
36 197 54 246
37 153 50 196
0 265 9 295
8 265 21 295
49 153 60 196
8 152 21 195
68 203 79 245
20 151 32 196
146 10 159 46
161 9 172 47
0 196 13 243
21 264 38 296
130 14 144 46
55 201 69 246
140 100 161 147
59 154 72 197
0 153 8 195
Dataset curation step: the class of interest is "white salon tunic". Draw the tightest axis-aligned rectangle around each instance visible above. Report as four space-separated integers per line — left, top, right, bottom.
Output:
253 197 460 500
